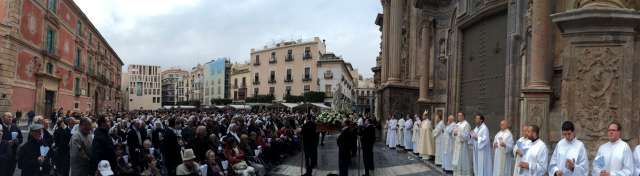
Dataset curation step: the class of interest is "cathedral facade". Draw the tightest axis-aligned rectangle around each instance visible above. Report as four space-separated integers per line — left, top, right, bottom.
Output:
373 0 640 154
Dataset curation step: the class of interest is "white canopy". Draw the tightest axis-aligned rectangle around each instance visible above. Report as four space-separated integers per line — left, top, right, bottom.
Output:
229 105 252 110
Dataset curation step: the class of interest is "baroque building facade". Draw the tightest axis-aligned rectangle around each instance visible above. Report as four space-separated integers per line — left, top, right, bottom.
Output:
373 0 640 155
0 0 124 115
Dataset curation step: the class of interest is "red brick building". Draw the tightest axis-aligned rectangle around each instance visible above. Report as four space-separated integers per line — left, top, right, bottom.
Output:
0 0 124 116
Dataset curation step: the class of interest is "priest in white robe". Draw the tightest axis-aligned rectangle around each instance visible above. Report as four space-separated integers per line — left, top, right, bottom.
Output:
397 117 405 149
419 112 435 159
443 115 455 172
386 116 398 149
471 114 492 176
452 112 472 176
433 115 446 166
513 126 531 176
403 116 414 151
592 122 634 176
493 120 514 176
412 114 422 155
633 144 640 176
517 125 548 176
548 121 589 176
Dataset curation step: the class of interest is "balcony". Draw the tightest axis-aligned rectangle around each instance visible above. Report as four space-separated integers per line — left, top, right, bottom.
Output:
284 78 293 83
41 49 60 60
73 65 85 73
253 61 260 66
285 55 294 62
324 72 333 79
303 53 312 60
268 79 276 84
269 59 277 64
253 80 260 85
302 77 312 82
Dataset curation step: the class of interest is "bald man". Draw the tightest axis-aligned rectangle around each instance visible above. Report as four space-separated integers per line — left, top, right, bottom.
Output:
493 120 514 176
1 112 22 175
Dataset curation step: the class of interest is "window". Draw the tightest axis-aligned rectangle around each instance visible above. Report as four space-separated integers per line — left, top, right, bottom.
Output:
74 77 81 96
325 84 332 97
269 71 275 83
303 47 311 59
46 62 54 74
74 102 79 109
304 85 310 92
285 69 292 82
286 49 293 61
269 87 275 95
269 52 276 63
87 56 93 73
76 20 82 36
241 77 246 87
45 28 56 54
254 88 259 95
324 70 333 79
254 55 260 65
234 78 238 88
48 0 57 12
303 67 311 80
253 73 259 84
286 86 291 96
75 48 81 67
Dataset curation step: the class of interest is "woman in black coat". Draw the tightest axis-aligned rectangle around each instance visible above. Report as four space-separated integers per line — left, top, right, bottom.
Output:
53 118 72 176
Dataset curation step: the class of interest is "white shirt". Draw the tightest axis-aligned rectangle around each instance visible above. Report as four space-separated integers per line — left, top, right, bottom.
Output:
549 138 589 176
522 138 548 176
592 139 634 176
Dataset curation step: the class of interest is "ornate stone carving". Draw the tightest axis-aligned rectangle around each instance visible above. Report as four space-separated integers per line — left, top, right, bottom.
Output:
577 0 632 9
573 47 620 137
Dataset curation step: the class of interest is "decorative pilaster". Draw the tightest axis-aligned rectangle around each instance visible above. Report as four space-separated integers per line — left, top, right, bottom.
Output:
381 0 390 84
418 20 432 103
387 0 405 84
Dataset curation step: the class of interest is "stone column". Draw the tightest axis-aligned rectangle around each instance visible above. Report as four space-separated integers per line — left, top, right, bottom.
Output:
528 0 551 89
387 0 404 84
418 21 431 102
381 0 390 84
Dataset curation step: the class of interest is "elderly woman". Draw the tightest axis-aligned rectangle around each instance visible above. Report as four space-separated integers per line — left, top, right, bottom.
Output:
223 136 256 176
199 150 224 176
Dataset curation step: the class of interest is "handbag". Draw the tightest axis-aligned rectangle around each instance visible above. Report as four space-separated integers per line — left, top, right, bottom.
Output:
232 160 248 170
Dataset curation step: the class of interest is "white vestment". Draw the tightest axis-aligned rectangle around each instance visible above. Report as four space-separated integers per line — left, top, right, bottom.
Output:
412 119 421 152
633 145 640 176
513 137 531 176
434 120 446 165
404 119 413 150
548 138 589 176
452 121 472 176
592 139 634 176
386 119 398 147
492 129 514 176
472 123 492 176
397 118 405 147
443 122 455 171
519 139 548 176
419 118 435 158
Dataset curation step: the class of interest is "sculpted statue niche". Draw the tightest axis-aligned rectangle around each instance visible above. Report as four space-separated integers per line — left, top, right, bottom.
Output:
576 0 636 9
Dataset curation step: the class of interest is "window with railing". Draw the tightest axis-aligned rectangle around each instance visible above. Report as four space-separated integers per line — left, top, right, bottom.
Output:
303 47 311 59
285 69 292 82
324 70 333 79
286 49 293 61
75 48 82 67
269 87 275 95
269 52 276 63
286 86 291 96
76 20 82 36
254 55 260 65
46 62 54 74
303 67 311 81
304 85 310 92
48 0 57 12
254 88 259 96
269 71 276 83
74 77 81 96
253 73 260 84
45 28 56 54
325 84 332 97
87 56 93 74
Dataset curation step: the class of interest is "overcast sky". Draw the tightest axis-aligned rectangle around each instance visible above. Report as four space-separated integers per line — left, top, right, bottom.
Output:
73 0 381 77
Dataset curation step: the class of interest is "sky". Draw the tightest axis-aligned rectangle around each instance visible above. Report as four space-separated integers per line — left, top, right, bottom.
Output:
73 0 382 77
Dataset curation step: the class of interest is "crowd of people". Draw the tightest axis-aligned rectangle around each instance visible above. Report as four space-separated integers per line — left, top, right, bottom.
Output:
386 111 640 176
1 109 317 176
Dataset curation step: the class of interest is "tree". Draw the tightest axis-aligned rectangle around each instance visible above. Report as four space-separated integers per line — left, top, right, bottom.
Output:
303 91 325 102
284 95 304 103
245 95 275 103
210 98 232 105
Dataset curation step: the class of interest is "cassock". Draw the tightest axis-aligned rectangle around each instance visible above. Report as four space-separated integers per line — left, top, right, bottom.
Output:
397 118 405 148
386 119 398 148
412 119 421 153
548 138 588 176
592 139 634 176
513 137 531 176
452 120 472 176
419 118 435 158
443 122 455 171
433 120 446 165
633 145 640 176
492 129 514 176
519 138 548 176
471 123 492 176
403 118 413 150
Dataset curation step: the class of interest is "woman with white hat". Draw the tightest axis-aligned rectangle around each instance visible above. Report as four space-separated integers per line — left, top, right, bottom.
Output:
176 149 200 176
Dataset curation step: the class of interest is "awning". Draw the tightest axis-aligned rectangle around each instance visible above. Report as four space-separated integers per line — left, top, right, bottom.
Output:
228 105 251 110
280 103 302 109
311 103 330 109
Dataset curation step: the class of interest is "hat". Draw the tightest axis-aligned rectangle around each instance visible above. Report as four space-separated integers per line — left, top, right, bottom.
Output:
97 160 114 176
29 124 44 131
182 149 196 161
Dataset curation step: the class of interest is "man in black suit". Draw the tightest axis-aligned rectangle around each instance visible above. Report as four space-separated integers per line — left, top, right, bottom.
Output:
361 118 377 176
337 120 354 176
1 112 22 175
301 115 319 176
162 118 181 176
127 119 147 172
